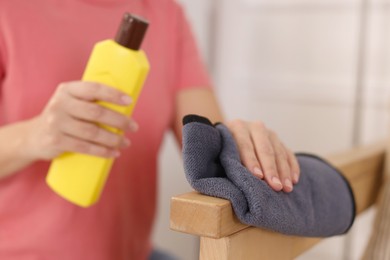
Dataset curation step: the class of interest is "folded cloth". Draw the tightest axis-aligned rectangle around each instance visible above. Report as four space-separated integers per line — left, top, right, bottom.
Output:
182 115 356 237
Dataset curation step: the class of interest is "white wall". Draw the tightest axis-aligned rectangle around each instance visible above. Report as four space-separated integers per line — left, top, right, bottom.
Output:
153 0 390 259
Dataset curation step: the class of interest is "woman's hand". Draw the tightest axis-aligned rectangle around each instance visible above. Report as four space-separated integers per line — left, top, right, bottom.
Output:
226 119 300 193
24 81 138 161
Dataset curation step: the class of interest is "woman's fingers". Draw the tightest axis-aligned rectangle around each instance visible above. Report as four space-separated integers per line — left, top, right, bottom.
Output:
286 147 300 184
227 120 264 179
59 115 130 149
227 119 300 193
32 81 138 160
62 81 132 105
64 98 133 132
249 122 283 191
268 131 293 192
50 133 122 158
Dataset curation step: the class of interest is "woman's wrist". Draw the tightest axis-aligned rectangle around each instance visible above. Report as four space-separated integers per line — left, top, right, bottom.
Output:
0 118 41 179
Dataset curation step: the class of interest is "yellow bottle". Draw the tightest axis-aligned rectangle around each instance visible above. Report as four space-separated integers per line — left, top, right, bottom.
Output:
46 13 150 207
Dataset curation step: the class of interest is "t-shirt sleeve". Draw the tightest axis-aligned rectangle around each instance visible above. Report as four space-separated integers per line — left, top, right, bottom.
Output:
173 5 212 91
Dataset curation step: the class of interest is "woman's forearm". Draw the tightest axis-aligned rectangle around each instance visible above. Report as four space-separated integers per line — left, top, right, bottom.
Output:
0 119 38 179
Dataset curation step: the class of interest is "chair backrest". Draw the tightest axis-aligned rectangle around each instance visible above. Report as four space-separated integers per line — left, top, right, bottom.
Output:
170 142 385 259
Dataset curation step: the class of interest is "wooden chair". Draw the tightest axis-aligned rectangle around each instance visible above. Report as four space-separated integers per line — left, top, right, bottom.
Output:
170 142 386 259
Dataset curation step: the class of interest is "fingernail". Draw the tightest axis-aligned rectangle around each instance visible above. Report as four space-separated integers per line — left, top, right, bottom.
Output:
253 167 263 178
284 179 293 190
294 173 299 183
272 177 282 188
121 95 132 105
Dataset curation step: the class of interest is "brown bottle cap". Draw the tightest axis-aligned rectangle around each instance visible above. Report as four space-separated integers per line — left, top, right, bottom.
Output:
115 13 149 50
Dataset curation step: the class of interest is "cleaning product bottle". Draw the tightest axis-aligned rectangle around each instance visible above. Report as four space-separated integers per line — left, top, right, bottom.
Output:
46 13 150 207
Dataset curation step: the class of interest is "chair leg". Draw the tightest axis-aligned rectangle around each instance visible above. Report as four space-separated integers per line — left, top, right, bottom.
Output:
362 178 390 260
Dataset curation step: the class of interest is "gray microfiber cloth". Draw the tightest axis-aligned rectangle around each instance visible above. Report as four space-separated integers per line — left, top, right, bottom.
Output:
182 115 356 237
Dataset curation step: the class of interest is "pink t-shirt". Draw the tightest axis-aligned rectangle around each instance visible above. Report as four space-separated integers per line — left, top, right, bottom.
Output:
0 0 211 259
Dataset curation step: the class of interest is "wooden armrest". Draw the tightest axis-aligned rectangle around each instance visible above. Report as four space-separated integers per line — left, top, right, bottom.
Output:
170 142 385 259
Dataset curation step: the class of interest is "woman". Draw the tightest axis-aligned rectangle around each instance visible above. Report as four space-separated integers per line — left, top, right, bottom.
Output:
0 0 299 259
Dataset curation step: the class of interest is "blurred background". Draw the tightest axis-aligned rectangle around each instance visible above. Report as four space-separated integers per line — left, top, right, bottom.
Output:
152 0 390 259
